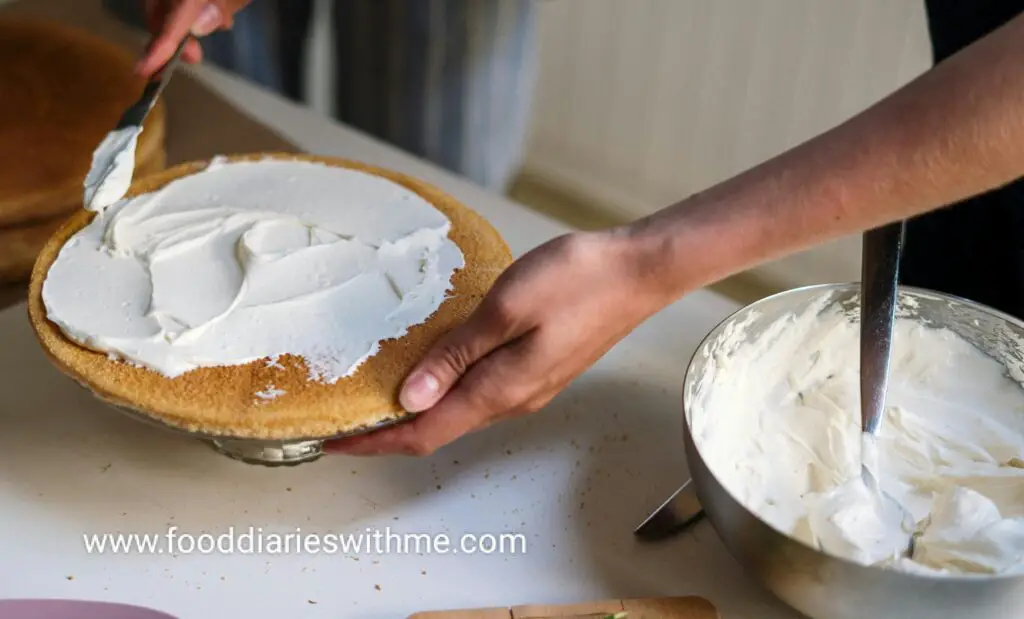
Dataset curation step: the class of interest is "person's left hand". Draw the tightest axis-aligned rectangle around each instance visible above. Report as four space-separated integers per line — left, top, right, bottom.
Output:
324 229 673 456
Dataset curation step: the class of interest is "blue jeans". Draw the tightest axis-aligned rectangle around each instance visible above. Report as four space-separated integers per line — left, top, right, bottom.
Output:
103 0 538 192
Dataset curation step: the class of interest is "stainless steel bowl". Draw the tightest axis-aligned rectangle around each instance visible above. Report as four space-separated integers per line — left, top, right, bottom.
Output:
683 283 1024 619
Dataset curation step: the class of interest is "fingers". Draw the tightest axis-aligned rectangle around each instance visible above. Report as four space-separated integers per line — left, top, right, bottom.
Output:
323 394 492 457
136 0 204 76
398 294 528 413
181 38 204 64
328 336 540 456
144 0 199 61
136 0 230 76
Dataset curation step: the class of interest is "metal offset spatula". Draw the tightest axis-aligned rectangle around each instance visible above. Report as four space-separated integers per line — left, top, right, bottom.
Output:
120 38 187 130
86 39 187 203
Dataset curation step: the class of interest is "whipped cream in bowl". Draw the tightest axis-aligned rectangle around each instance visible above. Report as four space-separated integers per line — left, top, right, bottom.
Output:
683 284 1024 619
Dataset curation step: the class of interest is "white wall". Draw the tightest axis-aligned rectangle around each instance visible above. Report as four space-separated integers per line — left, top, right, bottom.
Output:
4 0 931 288
524 0 933 288
220 0 935 289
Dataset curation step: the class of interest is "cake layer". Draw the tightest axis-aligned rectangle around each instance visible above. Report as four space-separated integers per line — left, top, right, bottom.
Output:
29 153 513 440
0 17 165 226
0 150 166 284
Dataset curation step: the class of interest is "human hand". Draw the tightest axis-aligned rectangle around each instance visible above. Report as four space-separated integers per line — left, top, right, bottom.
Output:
135 0 253 77
325 229 673 456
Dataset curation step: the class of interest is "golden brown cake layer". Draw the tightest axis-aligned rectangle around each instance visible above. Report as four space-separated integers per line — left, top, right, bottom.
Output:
29 153 513 440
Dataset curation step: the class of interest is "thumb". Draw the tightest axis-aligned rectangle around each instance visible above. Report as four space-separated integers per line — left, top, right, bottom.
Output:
399 300 523 413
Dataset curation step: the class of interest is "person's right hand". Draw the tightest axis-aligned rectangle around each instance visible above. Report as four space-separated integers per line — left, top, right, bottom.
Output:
323 229 678 456
135 0 253 78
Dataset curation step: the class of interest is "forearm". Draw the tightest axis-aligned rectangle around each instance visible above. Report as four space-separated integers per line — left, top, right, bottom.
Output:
625 13 1024 300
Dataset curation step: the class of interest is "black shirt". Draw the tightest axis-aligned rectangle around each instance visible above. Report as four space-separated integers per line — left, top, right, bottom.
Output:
900 2 1024 317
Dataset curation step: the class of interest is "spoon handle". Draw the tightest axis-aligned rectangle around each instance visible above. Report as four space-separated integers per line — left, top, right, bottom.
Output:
633 479 705 541
860 222 905 435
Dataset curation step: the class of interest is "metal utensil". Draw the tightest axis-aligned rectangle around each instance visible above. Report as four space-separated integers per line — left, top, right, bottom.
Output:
86 391 411 467
86 39 186 201
118 38 187 130
633 479 705 541
859 222 905 438
859 222 915 549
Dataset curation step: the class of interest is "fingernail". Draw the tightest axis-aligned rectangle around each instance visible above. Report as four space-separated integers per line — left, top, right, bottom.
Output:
400 371 440 412
191 3 222 36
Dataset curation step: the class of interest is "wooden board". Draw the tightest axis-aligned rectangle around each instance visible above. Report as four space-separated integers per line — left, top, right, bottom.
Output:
410 596 718 619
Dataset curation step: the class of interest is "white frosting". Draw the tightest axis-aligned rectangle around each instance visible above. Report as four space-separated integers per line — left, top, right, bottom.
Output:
45 158 464 382
254 385 287 401
83 127 141 211
691 296 1024 575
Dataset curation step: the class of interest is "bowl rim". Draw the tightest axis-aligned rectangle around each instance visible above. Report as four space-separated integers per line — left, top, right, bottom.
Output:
682 281 1024 581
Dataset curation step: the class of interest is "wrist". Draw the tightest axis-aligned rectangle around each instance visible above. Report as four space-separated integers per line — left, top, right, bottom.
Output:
601 210 707 308
612 191 764 304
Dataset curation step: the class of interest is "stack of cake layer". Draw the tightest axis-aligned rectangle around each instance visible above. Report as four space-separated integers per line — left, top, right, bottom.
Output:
0 17 165 283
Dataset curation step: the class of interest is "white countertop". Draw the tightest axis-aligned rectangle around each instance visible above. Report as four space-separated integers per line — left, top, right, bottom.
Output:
0 65 797 618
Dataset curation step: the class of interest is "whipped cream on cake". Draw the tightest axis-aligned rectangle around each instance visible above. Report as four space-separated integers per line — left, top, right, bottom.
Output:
83 126 143 212
45 157 464 382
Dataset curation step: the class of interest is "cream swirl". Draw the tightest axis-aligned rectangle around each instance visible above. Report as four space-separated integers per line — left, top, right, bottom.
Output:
44 157 464 382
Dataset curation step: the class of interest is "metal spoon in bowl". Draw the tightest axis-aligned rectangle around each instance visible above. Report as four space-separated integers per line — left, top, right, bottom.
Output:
632 225 916 548
860 221 916 556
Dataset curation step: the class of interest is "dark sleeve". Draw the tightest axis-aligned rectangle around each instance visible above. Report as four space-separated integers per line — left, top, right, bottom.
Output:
899 1 1024 318
924 0 1024 62
100 0 147 30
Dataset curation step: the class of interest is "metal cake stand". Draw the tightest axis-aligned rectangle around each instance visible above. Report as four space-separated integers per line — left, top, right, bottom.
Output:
88 388 406 467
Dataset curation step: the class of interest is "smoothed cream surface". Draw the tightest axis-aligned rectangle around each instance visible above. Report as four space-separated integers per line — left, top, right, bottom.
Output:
46 157 464 382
